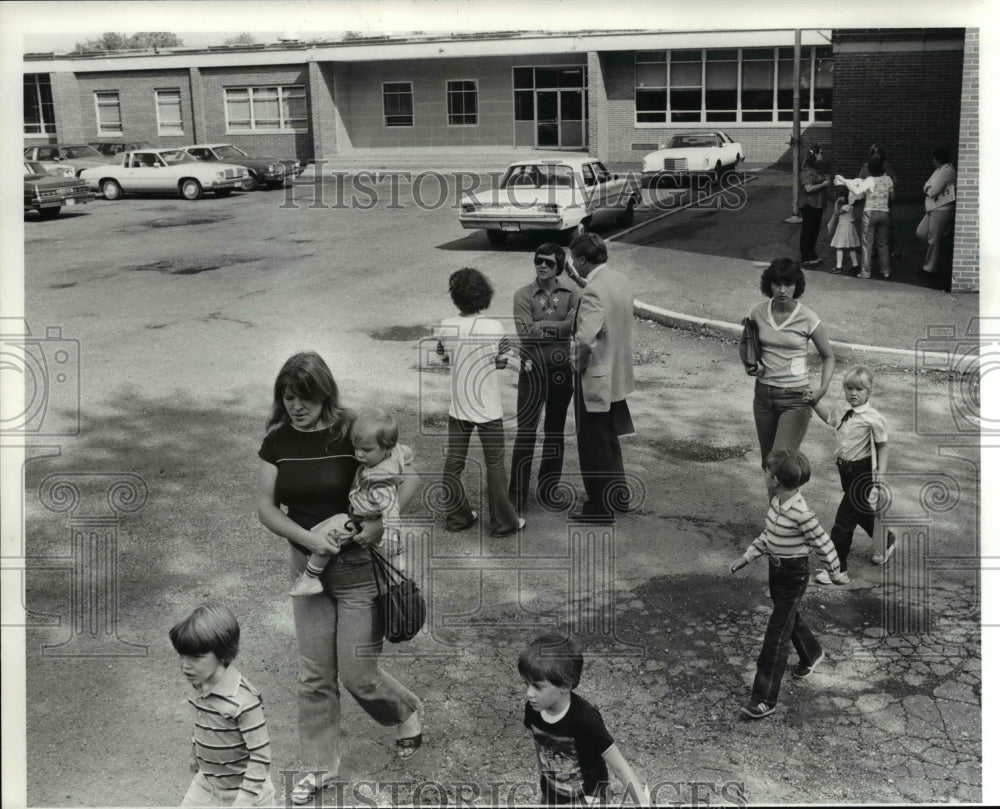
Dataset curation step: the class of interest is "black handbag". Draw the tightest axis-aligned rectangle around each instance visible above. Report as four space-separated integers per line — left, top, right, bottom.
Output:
370 548 426 642
739 317 762 374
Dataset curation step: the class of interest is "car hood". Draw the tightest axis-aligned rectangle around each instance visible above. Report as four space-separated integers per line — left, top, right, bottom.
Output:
25 174 88 189
648 147 723 159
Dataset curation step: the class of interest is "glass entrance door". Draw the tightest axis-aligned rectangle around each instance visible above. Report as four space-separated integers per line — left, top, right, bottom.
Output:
535 88 585 148
536 91 559 147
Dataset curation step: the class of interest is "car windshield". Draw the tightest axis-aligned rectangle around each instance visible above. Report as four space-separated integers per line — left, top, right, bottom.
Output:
500 164 575 189
63 145 103 159
24 163 42 176
667 135 718 149
214 145 247 159
159 149 197 165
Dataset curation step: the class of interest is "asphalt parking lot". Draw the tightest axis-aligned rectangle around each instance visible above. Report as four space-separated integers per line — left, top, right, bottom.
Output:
16 172 982 806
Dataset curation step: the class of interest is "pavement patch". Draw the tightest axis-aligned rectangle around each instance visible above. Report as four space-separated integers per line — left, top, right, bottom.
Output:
145 213 233 228
370 324 433 341
124 256 251 275
646 436 751 462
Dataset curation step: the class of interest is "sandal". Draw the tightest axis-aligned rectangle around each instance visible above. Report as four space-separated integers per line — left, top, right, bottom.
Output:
291 771 339 805
395 701 424 759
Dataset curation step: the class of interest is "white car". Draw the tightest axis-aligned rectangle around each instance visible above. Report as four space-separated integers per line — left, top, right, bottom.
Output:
641 131 743 184
79 148 249 200
459 156 641 246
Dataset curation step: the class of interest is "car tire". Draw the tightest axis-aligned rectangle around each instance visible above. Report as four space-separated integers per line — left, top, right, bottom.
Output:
486 230 508 246
241 173 260 192
561 218 590 245
265 178 287 190
712 162 723 184
616 198 637 227
180 179 203 200
101 179 122 201
38 206 62 220
215 189 234 197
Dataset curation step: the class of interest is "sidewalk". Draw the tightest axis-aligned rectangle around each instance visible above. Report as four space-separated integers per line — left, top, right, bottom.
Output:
610 170 979 360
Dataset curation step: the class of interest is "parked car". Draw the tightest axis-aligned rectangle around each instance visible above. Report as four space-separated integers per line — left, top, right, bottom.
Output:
182 143 302 191
89 140 156 158
78 148 249 200
24 161 95 218
459 156 641 245
641 131 743 184
23 143 116 176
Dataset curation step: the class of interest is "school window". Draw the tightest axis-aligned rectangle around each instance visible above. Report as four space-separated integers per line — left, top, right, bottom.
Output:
447 80 478 126
634 47 832 124
24 74 56 135
155 89 184 135
95 91 122 135
224 86 307 133
383 82 414 127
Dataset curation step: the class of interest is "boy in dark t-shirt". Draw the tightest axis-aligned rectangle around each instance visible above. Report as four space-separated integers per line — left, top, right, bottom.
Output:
519 633 647 806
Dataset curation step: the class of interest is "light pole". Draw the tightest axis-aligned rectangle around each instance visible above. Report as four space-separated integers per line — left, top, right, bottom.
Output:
784 28 803 224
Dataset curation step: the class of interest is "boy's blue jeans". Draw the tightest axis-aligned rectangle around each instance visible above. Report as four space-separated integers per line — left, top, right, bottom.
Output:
751 556 823 708
752 381 813 468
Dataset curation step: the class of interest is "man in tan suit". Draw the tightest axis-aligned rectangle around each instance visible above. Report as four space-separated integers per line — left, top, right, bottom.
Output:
567 233 635 523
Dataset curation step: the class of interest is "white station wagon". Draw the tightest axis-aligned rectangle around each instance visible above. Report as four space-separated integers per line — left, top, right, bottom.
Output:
79 148 249 200
459 156 641 245
641 131 744 184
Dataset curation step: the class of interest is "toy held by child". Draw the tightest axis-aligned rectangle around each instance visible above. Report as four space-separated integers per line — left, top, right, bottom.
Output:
519 632 648 806
810 366 897 580
730 449 844 720
170 602 275 807
290 408 414 597
826 196 861 275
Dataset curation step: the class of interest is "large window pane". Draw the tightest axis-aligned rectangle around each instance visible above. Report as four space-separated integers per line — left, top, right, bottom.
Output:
383 82 413 126
24 74 56 135
96 92 122 134
448 80 478 125
514 90 534 121
156 89 183 135
705 59 737 114
224 85 306 131
636 63 667 88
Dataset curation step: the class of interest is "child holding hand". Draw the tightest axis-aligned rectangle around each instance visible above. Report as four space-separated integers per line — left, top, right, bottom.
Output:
731 449 844 720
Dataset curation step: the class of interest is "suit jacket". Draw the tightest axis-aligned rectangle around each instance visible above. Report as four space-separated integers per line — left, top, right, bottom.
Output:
574 265 635 412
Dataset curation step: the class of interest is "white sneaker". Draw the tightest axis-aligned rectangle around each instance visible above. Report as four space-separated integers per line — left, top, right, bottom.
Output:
814 569 832 585
290 573 324 597
871 541 897 566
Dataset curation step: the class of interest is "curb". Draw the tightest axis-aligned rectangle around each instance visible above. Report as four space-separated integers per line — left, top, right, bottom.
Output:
632 300 953 368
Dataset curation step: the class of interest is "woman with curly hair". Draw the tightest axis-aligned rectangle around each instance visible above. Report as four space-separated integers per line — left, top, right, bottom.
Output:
434 268 525 537
745 258 836 470
255 352 424 804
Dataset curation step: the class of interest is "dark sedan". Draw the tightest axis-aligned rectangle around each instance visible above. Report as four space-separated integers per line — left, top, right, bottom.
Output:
24 161 95 218
183 143 302 191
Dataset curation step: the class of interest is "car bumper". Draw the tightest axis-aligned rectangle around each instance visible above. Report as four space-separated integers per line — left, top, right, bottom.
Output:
28 191 95 210
205 177 245 191
459 213 578 232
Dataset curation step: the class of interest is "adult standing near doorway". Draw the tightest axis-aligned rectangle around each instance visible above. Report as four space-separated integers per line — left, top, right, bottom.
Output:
918 146 957 276
509 243 580 513
799 145 831 268
568 233 635 524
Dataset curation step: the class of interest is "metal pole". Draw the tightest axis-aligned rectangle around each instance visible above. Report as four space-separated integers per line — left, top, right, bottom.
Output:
786 29 803 223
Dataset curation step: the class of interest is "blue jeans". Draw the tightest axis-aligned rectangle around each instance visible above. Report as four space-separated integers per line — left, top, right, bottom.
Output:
750 556 822 707
861 209 891 276
442 416 519 534
290 547 419 772
752 381 813 468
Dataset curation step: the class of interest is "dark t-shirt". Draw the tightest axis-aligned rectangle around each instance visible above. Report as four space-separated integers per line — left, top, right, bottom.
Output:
258 422 361 557
524 692 614 804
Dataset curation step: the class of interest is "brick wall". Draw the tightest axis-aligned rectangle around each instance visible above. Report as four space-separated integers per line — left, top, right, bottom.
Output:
310 62 339 159
75 69 194 148
952 29 979 292
831 47 963 199
45 72 84 143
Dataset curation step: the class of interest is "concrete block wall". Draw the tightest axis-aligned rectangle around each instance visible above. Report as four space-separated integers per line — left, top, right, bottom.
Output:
594 50 831 170
952 29 979 292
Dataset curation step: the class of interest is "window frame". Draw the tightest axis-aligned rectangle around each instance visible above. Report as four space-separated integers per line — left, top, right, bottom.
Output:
24 74 56 136
94 91 123 136
155 88 184 136
223 85 308 134
446 79 478 127
382 81 414 128
633 47 832 127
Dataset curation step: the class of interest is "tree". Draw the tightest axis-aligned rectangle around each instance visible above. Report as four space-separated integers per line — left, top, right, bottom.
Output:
73 32 183 52
223 33 260 46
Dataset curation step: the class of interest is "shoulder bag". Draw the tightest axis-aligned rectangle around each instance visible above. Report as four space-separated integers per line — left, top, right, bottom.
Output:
370 547 426 642
739 317 762 375
925 183 956 212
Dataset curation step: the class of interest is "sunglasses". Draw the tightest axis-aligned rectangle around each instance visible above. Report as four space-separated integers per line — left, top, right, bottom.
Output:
534 257 558 268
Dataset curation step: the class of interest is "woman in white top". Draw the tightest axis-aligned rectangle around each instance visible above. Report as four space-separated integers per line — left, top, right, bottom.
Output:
836 157 894 279
920 146 957 275
746 258 836 470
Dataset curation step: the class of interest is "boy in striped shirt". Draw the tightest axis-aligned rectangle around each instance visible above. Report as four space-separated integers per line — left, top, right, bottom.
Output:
170 602 274 807
730 449 844 719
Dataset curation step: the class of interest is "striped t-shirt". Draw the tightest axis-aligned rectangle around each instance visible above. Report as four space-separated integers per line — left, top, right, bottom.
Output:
188 665 271 800
743 491 840 571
